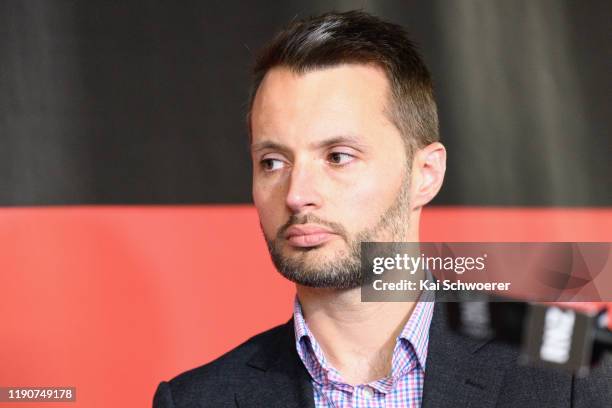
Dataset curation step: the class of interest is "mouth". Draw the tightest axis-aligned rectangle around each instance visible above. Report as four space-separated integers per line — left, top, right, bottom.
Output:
284 224 338 248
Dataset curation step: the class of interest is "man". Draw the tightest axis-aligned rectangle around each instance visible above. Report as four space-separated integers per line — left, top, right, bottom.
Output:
154 11 611 407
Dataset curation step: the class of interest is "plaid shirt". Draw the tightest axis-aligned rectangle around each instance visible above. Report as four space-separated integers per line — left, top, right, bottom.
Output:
293 294 434 408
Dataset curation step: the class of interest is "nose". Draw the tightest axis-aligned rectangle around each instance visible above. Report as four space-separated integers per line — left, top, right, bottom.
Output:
285 159 322 214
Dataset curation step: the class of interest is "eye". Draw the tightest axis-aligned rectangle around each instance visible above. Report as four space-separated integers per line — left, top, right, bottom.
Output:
327 152 355 166
260 158 286 171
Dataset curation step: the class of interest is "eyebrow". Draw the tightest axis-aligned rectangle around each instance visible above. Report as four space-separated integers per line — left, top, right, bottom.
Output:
251 135 367 153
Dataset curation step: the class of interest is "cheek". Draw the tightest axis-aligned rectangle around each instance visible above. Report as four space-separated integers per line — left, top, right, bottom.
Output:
253 179 286 238
335 166 404 229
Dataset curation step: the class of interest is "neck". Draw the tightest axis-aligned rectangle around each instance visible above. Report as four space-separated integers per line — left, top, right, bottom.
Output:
296 284 418 385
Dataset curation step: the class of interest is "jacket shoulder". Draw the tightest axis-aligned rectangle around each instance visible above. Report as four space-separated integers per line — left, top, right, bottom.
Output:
173 321 289 383
153 321 292 407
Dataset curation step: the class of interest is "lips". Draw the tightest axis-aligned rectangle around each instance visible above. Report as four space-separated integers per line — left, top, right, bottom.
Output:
284 224 337 248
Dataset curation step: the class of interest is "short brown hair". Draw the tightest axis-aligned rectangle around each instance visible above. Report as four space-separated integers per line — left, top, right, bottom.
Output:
247 10 439 155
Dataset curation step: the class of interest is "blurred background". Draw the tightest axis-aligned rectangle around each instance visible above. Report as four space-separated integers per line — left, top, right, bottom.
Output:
2 0 610 206
0 1 610 407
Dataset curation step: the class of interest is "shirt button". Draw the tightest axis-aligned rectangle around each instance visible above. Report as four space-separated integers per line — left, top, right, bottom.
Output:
362 386 374 399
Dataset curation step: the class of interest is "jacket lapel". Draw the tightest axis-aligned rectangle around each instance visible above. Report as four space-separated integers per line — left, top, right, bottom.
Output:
235 301 533 408
422 300 511 408
235 319 315 408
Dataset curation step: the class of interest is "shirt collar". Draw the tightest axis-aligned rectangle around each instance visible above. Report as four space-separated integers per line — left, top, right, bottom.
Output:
293 297 344 385
396 289 435 370
293 288 435 384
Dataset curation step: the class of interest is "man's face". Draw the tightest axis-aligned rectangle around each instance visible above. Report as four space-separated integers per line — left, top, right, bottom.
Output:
250 64 411 289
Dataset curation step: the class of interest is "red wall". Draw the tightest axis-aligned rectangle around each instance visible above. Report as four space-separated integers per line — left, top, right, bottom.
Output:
1 206 610 407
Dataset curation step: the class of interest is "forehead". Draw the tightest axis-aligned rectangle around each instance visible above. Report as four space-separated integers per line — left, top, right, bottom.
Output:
250 64 396 144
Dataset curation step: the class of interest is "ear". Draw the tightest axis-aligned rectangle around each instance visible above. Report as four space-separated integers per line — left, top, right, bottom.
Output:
410 142 446 209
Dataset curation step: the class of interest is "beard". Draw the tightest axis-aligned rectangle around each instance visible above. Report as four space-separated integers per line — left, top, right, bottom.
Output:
264 169 411 289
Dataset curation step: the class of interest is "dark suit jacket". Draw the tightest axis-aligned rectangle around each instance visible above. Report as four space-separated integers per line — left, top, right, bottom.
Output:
153 301 612 407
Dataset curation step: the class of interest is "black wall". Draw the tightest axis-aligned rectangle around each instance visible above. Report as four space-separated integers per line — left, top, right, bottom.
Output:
1 1 610 206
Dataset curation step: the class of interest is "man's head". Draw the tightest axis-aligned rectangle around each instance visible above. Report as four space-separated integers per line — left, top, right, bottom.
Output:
249 11 446 289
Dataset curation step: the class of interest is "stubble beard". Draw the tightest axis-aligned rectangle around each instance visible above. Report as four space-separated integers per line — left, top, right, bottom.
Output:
264 170 411 289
